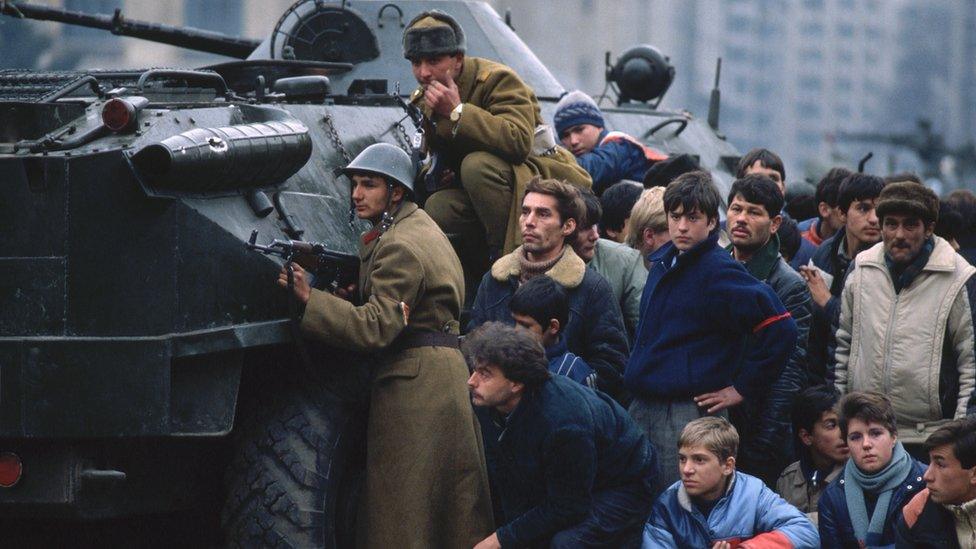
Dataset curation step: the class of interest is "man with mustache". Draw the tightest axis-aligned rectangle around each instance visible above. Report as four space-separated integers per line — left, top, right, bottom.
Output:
725 174 812 486
403 10 590 261
834 181 976 446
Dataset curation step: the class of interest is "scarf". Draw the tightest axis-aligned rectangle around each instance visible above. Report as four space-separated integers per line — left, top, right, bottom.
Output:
844 441 912 545
885 237 934 294
518 248 564 284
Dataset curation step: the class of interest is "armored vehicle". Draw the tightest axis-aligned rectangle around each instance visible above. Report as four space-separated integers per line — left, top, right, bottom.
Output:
0 0 740 545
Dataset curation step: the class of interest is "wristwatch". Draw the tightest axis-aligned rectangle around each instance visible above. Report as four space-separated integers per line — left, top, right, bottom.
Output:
450 103 464 122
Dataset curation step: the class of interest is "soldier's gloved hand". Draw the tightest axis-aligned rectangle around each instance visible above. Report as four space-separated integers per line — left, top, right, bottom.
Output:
277 263 311 304
425 79 460 119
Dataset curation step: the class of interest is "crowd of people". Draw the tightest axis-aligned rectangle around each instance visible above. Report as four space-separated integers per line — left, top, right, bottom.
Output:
276 9 976 548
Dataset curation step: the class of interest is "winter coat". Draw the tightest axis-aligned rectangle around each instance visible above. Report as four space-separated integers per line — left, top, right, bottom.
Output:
817 459 926 549
590 238 647 340
468 246 630 397
835 237 976 442
807 228 850 383
546 335 596 387
625 232 798 401
576 129 664 195
643 471 820 548
895 488 963 548
478 375 657 548
775 460 843 524
417 56 592 253
727 235 811 484
300 203 493 548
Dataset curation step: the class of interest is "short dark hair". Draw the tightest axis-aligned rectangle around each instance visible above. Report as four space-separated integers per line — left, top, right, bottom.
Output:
837 173 886 213
525 177 585 241
925 418 976 469
777 214 802 263
936 200 965 243
792 385 840 437
462 322 551 389
509 276 568 336
578 187 603 228
728 174 785 217
664 170 721 221
815 167 852 209
785 181 818 222
947 189 976 236
885 172 922 185
600 182 642 235
736 148 785 182
838 391 898 441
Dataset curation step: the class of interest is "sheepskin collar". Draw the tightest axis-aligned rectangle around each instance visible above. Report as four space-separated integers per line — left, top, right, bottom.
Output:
491 245 586 288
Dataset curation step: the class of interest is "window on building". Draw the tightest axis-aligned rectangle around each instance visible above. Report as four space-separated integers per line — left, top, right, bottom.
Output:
184 0 243 36
798 102 821 117
799 75 822 90
836 23 855 37
798 131 821 148
64 0 119 37
800 49 824 62
835 78 852 92
801 22 824 36
581 0 593 13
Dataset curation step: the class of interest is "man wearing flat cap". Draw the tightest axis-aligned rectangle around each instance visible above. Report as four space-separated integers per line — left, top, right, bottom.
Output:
403 10 591 260
835 180 976 445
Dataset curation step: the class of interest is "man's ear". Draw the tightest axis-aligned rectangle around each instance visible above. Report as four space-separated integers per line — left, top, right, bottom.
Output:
798 427 814 447
770 214 783 234
707 216 718 232
510 380 525 396
925 221 936 237
723 456 736 476
390 185 405 203
547 319 561 338
562 217 577 237
968 466 976 486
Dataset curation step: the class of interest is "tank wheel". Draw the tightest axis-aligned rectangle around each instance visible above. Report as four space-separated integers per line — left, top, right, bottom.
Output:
221 381 364 548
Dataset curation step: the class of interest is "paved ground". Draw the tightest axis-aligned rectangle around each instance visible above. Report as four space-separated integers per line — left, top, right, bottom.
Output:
0 511 221 547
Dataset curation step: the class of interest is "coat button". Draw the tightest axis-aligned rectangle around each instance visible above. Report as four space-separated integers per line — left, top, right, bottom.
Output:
917 477 923 482
907 485 913 490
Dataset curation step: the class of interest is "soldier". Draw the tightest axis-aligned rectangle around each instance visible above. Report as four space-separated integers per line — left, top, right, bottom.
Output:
402 10 591 258
278 143 493 548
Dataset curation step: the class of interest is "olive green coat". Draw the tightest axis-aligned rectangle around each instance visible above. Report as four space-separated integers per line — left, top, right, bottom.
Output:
416 56 592 252
301 203 493 548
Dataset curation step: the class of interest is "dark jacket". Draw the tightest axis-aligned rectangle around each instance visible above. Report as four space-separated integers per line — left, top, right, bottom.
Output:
468 246 630 397
895 489 962 549
480 375 657 548
576 129 657 195
546 335 596 387
727 235 811 484
625 232 798 401
807 228 850 383
817 460 926 549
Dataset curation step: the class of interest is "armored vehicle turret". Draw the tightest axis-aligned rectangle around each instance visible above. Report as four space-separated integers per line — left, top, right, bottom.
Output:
0 1 740 545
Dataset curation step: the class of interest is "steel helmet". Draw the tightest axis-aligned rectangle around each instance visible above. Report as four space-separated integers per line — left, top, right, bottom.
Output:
340 143 415 198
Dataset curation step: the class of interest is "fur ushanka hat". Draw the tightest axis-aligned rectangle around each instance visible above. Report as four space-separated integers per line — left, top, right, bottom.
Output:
403 10 466 60
876 181 940 225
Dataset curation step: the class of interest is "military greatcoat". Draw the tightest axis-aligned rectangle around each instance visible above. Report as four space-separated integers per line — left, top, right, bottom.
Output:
418 56 592 253
301 202 493 548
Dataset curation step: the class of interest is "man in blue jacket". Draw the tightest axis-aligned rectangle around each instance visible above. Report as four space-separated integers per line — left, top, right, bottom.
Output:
464 322 657 549
644 417 819 548
625 171 798 493
554 90 666 195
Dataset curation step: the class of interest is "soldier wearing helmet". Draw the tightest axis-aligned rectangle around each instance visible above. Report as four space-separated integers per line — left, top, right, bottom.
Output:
278 143 494 548
403 10 592 262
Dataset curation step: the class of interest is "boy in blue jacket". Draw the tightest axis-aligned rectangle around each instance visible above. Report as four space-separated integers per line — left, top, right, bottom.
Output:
510 275 597 388
644 417 819 548
625 170 798 492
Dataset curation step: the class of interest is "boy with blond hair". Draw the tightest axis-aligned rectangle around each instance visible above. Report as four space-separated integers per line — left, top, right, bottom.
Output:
643 417 819 548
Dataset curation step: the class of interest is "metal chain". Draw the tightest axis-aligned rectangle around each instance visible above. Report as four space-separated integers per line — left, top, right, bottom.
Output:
392 117 413 154
322 113 351 163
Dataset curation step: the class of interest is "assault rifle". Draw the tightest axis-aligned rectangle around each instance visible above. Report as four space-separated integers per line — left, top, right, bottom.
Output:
246 230 359 292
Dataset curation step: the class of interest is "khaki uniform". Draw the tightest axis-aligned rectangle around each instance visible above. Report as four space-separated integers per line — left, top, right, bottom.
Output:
301 203 493 548
775 460 843 526
417 56 592 254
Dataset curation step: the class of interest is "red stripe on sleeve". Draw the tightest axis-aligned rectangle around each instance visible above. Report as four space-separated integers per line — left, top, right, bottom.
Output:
752 312 792 334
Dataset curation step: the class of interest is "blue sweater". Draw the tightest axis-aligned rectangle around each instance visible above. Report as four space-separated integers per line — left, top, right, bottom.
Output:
576 129 654 194
625 232 797 400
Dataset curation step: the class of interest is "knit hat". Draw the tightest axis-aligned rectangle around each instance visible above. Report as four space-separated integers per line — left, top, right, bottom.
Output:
553 90 605 137
402 11 466 60
876 181 940 225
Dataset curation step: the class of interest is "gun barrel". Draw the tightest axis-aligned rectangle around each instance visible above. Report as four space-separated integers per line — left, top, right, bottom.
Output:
2 2 261 59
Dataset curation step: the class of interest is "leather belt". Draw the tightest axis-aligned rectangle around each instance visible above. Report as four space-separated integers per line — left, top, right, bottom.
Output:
388 330 460 353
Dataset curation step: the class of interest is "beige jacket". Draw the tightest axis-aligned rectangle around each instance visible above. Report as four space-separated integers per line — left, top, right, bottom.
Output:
835 237 976 440
775 460 843 525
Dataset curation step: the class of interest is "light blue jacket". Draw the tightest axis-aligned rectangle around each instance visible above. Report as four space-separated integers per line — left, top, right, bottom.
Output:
644 471 819 548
